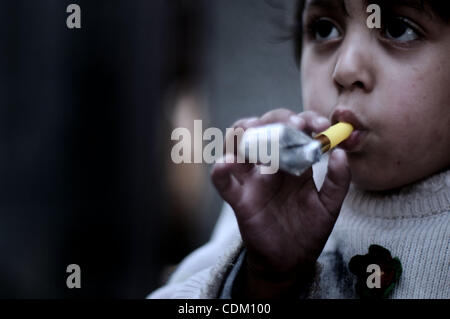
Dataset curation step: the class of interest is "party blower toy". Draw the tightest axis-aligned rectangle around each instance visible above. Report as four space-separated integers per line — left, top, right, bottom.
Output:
238 122 353 176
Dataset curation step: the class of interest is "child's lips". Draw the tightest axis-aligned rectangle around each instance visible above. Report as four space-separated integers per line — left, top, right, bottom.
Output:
331 109 368 152
339 129 367 152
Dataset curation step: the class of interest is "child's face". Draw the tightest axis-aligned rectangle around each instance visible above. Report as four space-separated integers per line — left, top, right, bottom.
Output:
300 0 450 191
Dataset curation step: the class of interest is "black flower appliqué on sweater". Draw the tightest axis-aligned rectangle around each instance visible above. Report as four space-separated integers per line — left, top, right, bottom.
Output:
349 245 402 299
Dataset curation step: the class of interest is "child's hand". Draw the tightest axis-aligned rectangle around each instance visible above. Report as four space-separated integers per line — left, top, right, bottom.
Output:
211 109 351 297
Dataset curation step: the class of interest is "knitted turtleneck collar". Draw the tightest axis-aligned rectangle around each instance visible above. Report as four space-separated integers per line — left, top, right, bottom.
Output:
313 156 450 219
344 168 450 219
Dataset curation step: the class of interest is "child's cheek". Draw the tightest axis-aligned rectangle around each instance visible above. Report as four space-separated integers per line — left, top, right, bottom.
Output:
301 76 334 118
374 69 427 133
303 96 329 116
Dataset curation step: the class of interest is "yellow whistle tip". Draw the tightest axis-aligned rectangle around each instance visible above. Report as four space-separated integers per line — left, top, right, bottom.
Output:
318 122 354 149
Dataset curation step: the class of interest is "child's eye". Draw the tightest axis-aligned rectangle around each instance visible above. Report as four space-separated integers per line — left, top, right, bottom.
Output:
309 18 341 41
382 17 421 42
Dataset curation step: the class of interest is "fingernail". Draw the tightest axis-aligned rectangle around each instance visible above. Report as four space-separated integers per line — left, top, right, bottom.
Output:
289 115 305 127
245 117 259 127
314 117 329 127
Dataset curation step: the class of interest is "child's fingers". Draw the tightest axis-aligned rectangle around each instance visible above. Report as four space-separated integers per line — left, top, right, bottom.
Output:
297 111 331 134
224 117 260 155
211 160 245 204
232 117 260 130
226 110 331 142
258 109 331 134
259 108 296 123
319 149 351 218
259 108 306 130
224 158 256 185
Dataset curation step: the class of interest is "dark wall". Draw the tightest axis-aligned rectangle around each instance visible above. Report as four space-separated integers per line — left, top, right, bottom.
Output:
0 0 206 298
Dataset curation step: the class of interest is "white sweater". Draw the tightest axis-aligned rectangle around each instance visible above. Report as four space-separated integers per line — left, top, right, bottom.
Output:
149 162 450 299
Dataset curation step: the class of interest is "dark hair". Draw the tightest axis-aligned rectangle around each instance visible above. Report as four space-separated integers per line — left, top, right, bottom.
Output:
293 0 306 64
293 0 450 63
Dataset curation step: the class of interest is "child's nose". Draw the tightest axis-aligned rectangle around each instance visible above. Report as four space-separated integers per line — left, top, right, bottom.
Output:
332 37 375 93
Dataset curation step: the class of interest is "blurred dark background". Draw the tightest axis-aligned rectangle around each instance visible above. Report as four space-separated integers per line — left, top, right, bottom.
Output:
0 0 301 298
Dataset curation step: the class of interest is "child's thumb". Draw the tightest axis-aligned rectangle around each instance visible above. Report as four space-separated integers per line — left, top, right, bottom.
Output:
319 149 351 218
211 155 244 205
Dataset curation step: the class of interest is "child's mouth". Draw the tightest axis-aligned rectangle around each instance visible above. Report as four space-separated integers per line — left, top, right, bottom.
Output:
331 109 368 152
339 130 367 152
